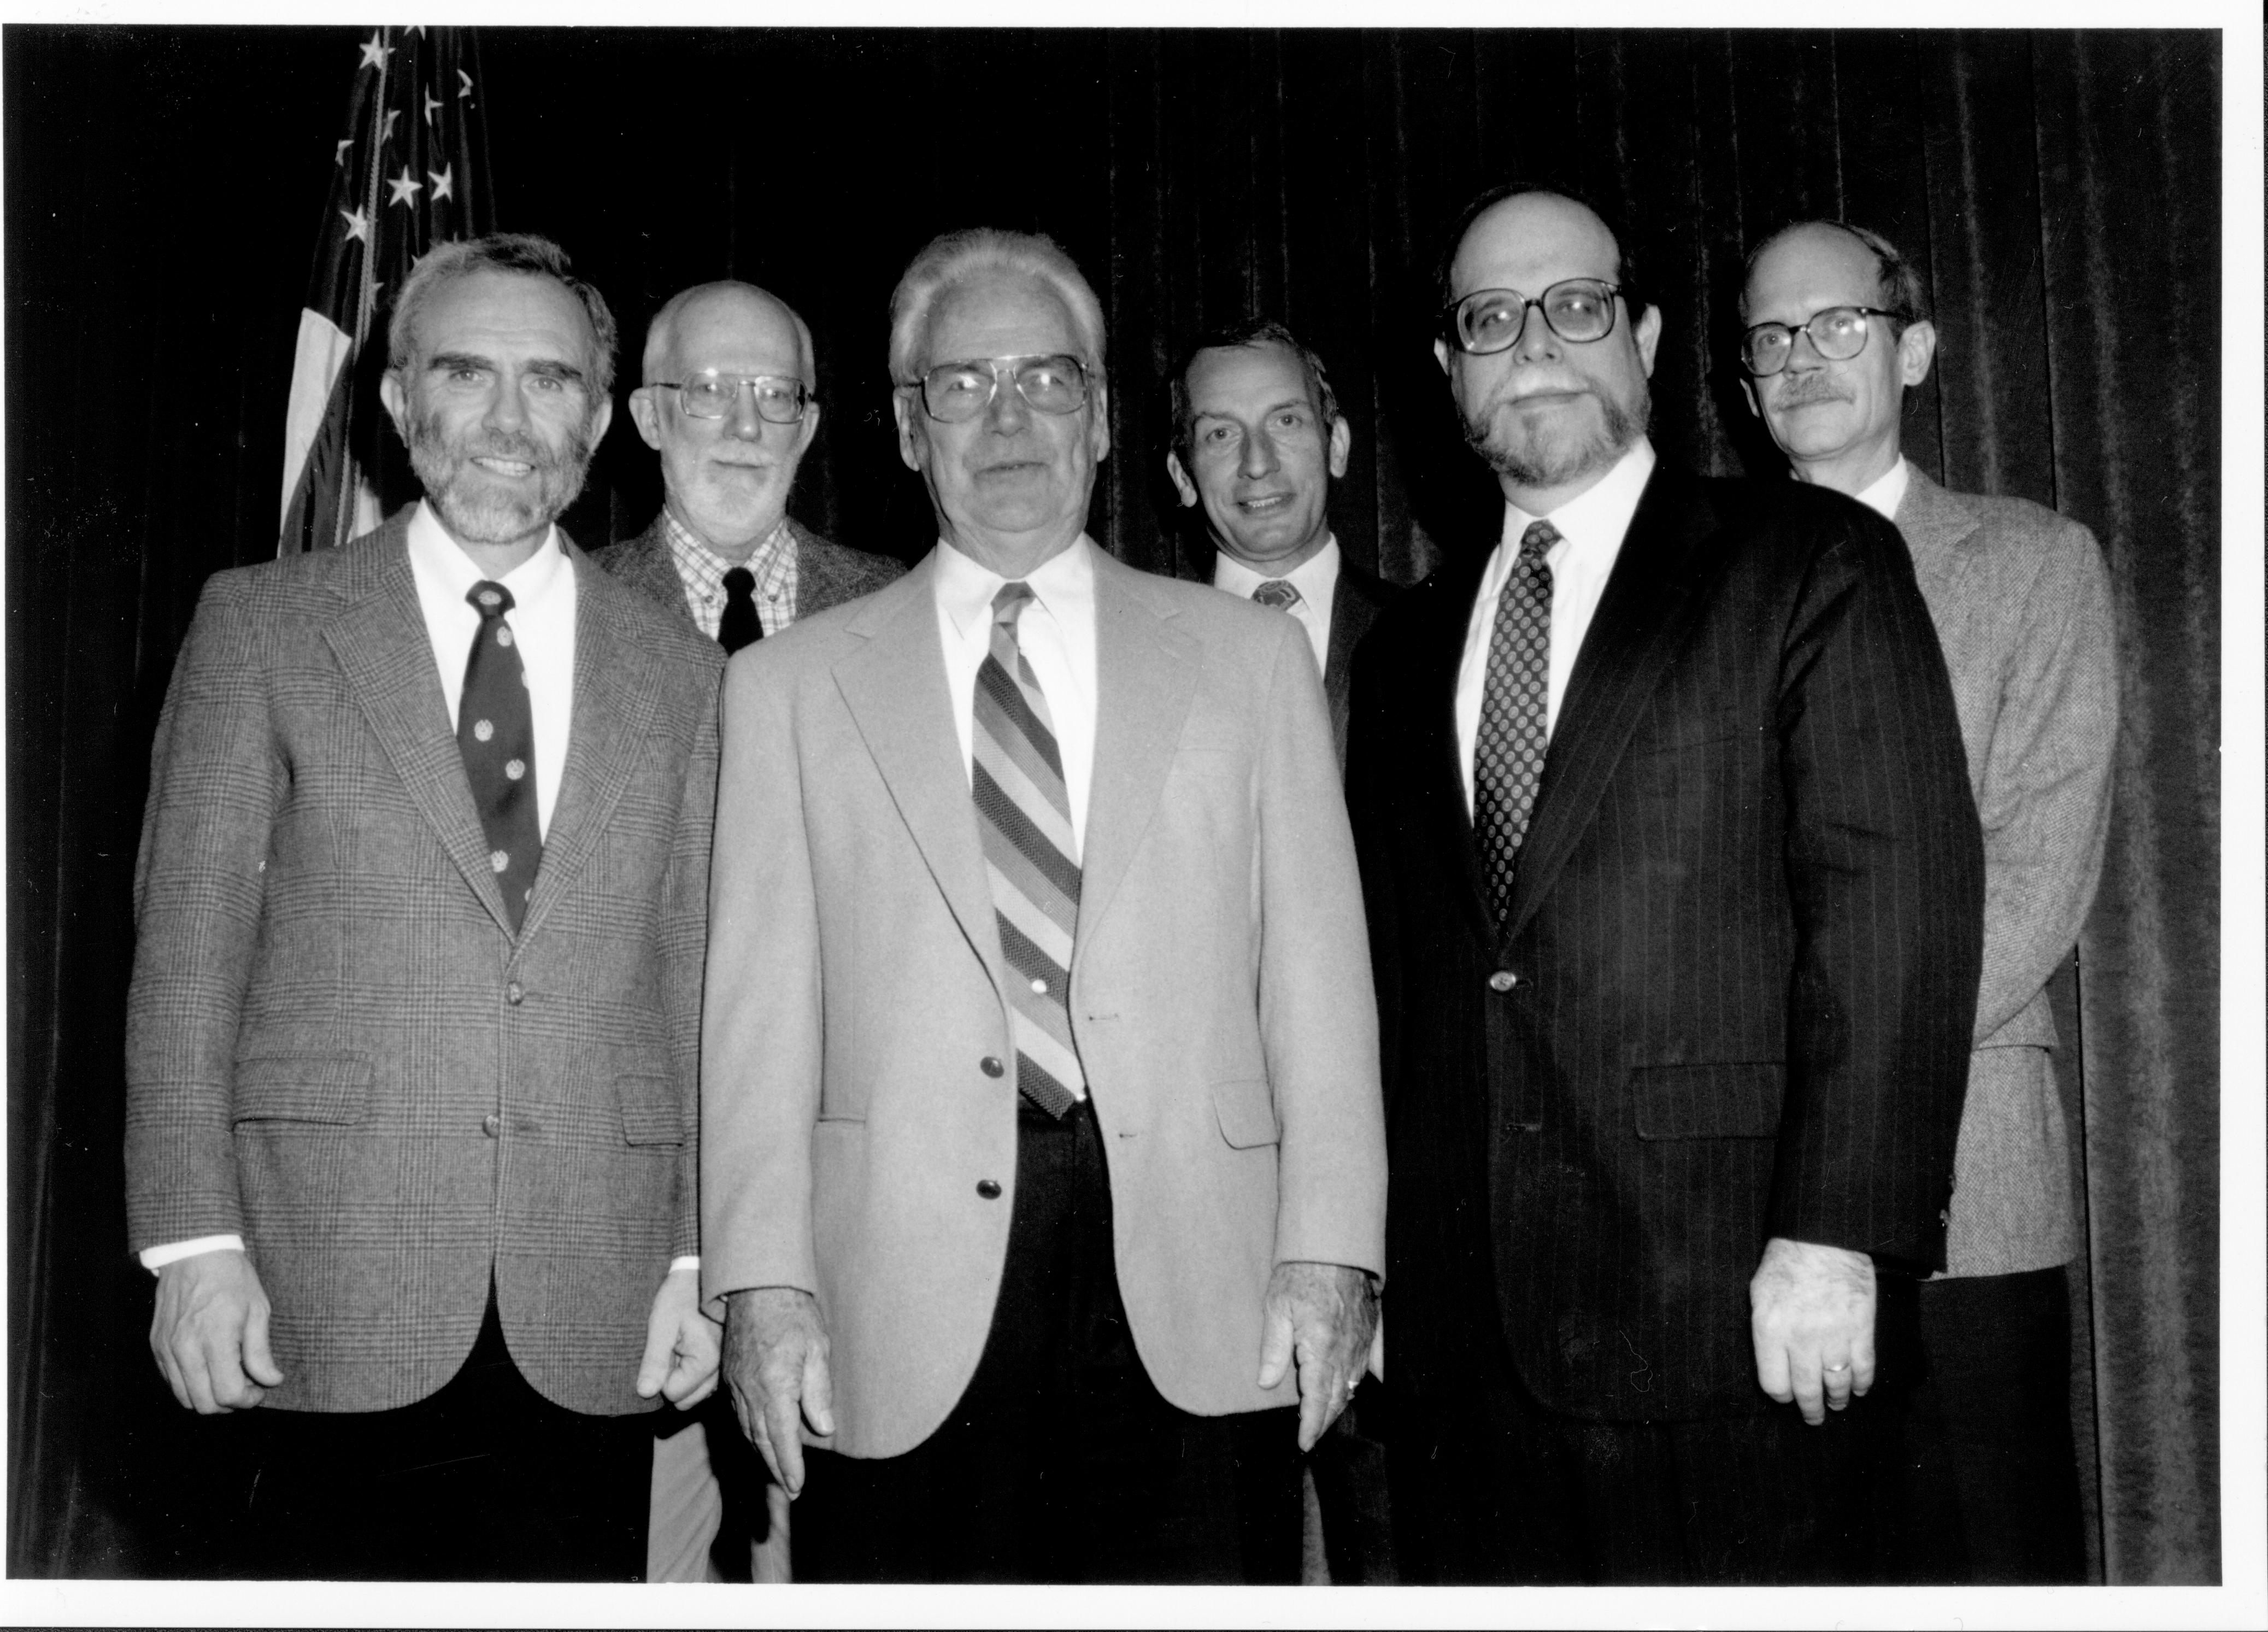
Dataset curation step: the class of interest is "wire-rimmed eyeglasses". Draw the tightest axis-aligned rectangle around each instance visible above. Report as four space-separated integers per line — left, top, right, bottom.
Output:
648 371 812 424
902 354 1091 424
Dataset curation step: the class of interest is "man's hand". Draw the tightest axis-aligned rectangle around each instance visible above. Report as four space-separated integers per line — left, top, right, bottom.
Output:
150 1250 283 1413
636 1264 721 1408
1257 1260 1379 1452
1750 1236 1876 1425
721 1287 836 1498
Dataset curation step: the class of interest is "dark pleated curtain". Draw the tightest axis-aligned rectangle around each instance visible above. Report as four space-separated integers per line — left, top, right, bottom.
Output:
5 25 2222 1583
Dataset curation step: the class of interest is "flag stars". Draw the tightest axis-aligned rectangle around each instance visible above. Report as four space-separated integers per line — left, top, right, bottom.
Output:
427 165 455 202
358 31 391 71
339 206 371 243
381 108 401 144
425 90 443 125
334 137 353 166
386 167 424 208
458 69 475 99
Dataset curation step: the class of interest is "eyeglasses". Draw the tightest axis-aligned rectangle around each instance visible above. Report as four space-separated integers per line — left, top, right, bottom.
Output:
903 354 1090 424
1738 306 1901 377
1444 280 1624 354
649 371 812 424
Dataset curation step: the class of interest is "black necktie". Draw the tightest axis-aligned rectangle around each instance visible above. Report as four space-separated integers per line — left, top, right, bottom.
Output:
719 566 762 654
460 581 542 932
1473 520 1558 929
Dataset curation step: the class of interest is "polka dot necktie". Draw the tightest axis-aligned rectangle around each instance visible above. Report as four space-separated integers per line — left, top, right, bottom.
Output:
719 566 762 654
460 581 542 932
1473 520 1558 930
971 583 1084 1119
1251 578 1302 610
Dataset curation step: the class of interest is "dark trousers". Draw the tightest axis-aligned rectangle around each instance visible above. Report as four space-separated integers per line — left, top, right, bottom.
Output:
1390 1347 1907 1584
1894 1266 2087 1583
235 1284 651 1580
794 1099 1303 1584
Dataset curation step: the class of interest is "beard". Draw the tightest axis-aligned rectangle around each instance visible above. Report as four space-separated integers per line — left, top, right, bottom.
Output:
407 406 596 545
1461 375 1651 490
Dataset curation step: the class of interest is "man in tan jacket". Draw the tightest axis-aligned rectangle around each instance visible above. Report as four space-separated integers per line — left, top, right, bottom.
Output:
700 227 1386 1582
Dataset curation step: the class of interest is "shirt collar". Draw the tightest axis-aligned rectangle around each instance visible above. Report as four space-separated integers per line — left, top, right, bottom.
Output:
1501 438 1657 561
408 499 565 606
1853 457 1912 523
1213 534 1339 599
663 507 791 579
936 533 1096 640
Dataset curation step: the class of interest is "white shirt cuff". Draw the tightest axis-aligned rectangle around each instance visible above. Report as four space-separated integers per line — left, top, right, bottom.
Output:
139 1235 245 1272
667 1255 701 1275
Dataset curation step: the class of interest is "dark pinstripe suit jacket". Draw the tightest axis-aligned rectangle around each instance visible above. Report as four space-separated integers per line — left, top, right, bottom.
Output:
1321 561 1398 773
1347 463 1984 1423
125 512 724 1417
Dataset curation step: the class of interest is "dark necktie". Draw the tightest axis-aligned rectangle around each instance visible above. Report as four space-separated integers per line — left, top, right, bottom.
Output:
460 582 542 932
1251 578 1302 610
1473 519 1558 929
971 583 1085 1118
719 566 762 654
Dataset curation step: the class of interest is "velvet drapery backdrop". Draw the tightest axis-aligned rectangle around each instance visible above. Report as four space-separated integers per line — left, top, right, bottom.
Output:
6 26 2220 1582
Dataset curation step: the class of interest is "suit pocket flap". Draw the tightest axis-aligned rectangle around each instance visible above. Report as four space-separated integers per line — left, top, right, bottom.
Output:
232 1056 373 1125
1211 1077 1280 1149
1631 1062 1784 1140
617 1074 686 1147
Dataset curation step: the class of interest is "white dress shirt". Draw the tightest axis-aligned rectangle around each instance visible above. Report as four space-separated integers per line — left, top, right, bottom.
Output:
1211 535 1339 676
146 503 630 1274
933 533 1099 855
1454 439 1657 815
1853 456 1912 523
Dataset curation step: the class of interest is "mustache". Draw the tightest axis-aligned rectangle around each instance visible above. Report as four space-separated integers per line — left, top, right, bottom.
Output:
1770 377 1847 407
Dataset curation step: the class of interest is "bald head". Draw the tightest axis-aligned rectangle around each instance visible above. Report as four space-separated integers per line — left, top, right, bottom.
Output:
643 280 814 389
629 280 822 561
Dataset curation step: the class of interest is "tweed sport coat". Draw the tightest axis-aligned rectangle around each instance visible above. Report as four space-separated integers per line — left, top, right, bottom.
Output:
1347 463 1985 1423
125 510 724 1417
590 513 905 632
1891 464 2119 1276
700 544 1388 1459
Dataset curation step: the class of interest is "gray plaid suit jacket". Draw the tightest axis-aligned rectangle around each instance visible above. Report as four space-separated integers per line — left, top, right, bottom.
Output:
125 509 725 1417
1892 464 2118 1276
591 513 904 633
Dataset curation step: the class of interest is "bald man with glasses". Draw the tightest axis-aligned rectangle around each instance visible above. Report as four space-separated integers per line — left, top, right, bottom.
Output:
600 281 902 1583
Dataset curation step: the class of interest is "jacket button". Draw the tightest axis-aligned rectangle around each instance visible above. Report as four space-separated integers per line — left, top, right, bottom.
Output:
505 982 524 1006
1488 970 1518 992
482 1113 502 1138
980 1056 1005 1078
976 1179 1002 1199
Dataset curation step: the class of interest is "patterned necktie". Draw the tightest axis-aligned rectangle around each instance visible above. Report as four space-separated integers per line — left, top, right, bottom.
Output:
1473 520 1558 929
1251 578 1302 610
971 583 1085 1118
460 581 542 932
719 566 762 654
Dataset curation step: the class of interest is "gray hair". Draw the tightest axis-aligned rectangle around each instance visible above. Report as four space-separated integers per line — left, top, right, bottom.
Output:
1742 219 1929 330
886 227 1106 387
387 232 619 398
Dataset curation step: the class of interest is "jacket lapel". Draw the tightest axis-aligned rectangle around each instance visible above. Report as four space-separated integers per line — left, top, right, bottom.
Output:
1891 462 1980 604
519 544 667 942
628 520 700 630
1413 557 1503 949
1502 466 1718 947
320 516 518 936
832 556 1004 989
1074 551 1200 960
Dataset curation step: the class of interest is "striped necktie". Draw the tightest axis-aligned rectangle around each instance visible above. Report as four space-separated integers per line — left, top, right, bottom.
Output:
1473 519 1558 930
971 582 1085 1118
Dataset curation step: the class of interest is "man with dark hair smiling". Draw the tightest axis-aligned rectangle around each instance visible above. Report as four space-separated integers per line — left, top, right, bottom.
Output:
1167 320 1397 773
1741 219 2117 1582
127 232 724 1580
1346 186 1985 1582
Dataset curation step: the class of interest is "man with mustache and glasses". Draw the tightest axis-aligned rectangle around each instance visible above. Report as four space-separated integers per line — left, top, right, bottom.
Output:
1741 220 2117 1583
598 284 901 1583
126 233 725 1580
699 227 1385 1582
1344 186 1985 1582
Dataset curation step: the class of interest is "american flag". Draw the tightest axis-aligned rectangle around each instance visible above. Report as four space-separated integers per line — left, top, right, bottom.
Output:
279 27 493 554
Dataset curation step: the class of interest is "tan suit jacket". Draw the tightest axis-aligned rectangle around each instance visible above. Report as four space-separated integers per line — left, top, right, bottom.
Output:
1893 465 2118 1275
125 512 724 1416
701 544 1386 1459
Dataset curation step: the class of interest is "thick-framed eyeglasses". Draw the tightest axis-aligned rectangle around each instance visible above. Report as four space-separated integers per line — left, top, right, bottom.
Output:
904 354 1090 424
1739 306 1901 377
1444 280 1624 355
649 371 812 424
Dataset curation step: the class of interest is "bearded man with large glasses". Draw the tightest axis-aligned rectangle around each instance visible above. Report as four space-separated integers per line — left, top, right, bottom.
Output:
1344 185 1987 1583
126 233 726 1579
